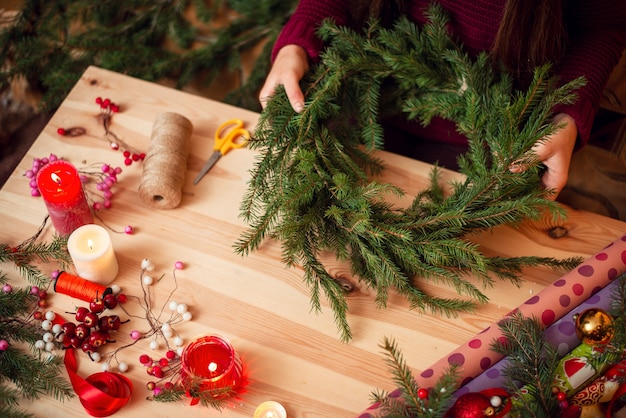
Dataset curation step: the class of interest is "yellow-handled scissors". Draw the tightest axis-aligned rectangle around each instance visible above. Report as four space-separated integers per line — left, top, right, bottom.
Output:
193 119 250 185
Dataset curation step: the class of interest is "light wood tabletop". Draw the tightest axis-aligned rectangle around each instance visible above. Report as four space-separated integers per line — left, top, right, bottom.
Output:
1 66 626 417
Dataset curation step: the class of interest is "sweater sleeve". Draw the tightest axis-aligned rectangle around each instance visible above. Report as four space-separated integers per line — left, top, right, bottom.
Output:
553 0 626 146
272 0 351 62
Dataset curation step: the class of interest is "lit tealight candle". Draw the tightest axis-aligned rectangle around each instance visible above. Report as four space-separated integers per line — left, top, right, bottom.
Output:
36 160 93 235
179 335 243 399
254 401 287 418
67 224 119 285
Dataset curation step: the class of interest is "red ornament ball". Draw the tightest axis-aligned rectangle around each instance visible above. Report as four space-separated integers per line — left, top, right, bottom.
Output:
444 393 494 418
445 389 511 418
417 387 429 399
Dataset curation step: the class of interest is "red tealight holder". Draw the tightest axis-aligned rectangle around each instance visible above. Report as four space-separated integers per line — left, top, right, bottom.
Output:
36 160 93 235
179 335 243 399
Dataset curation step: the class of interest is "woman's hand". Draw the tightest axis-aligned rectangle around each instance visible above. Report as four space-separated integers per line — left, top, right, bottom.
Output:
511 113 578 199
259 45 309 113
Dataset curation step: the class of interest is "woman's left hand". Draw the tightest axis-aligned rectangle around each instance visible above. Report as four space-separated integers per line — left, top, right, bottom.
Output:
511 113 578 200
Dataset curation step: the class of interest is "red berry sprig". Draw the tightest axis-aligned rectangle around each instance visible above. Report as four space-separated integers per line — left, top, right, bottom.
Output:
24 153 59 197
95 97 145 166
140 349 183 397
55 97 145 166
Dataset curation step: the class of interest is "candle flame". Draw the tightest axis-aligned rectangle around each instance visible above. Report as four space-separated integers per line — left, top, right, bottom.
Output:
51 173 62 185
87 239 93 250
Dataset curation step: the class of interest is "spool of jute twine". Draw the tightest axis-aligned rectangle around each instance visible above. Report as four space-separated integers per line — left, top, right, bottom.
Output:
138 112 193 209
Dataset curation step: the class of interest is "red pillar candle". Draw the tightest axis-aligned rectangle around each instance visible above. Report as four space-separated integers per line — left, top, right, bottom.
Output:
36 160 93 235
180 335 243 399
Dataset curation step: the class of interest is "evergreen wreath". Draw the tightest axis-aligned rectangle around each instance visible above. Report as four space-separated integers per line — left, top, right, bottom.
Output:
235 4 585 342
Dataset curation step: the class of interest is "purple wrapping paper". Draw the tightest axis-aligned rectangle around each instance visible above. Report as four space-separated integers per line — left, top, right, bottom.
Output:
453 278 620 397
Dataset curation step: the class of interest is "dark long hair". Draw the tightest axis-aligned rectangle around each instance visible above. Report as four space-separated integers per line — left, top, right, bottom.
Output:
351 0 568 78
492 0 567 78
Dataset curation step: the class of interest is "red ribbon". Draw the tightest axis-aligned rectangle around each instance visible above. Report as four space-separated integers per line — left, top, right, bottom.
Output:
64 349 133 417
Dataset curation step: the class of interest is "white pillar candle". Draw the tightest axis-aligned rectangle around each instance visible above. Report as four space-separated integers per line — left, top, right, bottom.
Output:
254 401 287 418
67 224 119 285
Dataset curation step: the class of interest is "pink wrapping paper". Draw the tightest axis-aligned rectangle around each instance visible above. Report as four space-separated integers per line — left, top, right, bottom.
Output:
359 234 626 417
453 278 619 397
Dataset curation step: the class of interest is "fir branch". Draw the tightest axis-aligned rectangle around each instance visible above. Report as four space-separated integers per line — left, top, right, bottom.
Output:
150 381 235 410
0 229 70 288
236 5 586 340
0 348 74 402
490 313 561 415
371 337 458 417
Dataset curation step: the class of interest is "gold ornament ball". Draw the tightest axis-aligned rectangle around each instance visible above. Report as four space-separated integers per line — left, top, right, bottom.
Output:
574 308 615 346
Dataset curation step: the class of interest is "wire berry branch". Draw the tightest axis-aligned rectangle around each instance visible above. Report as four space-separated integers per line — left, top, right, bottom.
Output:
56 97 145 167
236 5 585 341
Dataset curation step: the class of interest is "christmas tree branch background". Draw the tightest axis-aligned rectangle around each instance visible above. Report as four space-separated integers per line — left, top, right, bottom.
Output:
0 0 298 113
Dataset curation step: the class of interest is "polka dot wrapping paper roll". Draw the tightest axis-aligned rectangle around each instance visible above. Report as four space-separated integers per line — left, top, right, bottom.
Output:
359 234 626 418
420 234 626 388
453 278 619 398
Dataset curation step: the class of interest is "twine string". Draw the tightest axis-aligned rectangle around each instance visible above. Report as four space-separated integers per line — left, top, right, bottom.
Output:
138 112 193 209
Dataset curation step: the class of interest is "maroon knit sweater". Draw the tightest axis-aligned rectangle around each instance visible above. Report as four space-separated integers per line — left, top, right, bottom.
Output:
273 0 626 148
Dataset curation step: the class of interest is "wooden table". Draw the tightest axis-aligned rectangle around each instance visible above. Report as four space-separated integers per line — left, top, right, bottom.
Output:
2 66 626 417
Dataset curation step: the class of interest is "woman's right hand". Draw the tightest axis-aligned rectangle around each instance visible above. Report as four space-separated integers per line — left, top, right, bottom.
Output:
259 45 309 113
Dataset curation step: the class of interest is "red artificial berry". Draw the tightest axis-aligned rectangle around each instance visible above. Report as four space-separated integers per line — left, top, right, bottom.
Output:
110 142 120 150
417 388 429 399
75 323 91 339
159 358 169 367
124 158 132 166
123 150 131 158
132 153 140 161
103 293 118 309
105 315 122 331
37 299 47 308
75 306 90 322
38 291 48 300
163 382 174 390
61 322 77 338
33 311 43 320
102 98 111 107
81 341 96 354
152 366 164 379
146 381 156 391
117 294 127 304
139 354 151 365
110 104 119 113
556 391 567 401
57 128 66 136
95 97 103 105
89 297 106 314
98 316 111 331
88 330 109 348
69 335 84 348
166 350 176 360
83 312 99 328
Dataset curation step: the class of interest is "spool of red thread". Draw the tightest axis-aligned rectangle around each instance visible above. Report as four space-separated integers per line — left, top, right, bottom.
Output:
36 160 93 235
54 271 111 302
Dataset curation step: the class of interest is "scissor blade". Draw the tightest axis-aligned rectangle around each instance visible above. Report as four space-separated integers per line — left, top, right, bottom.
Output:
193 151 222 185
